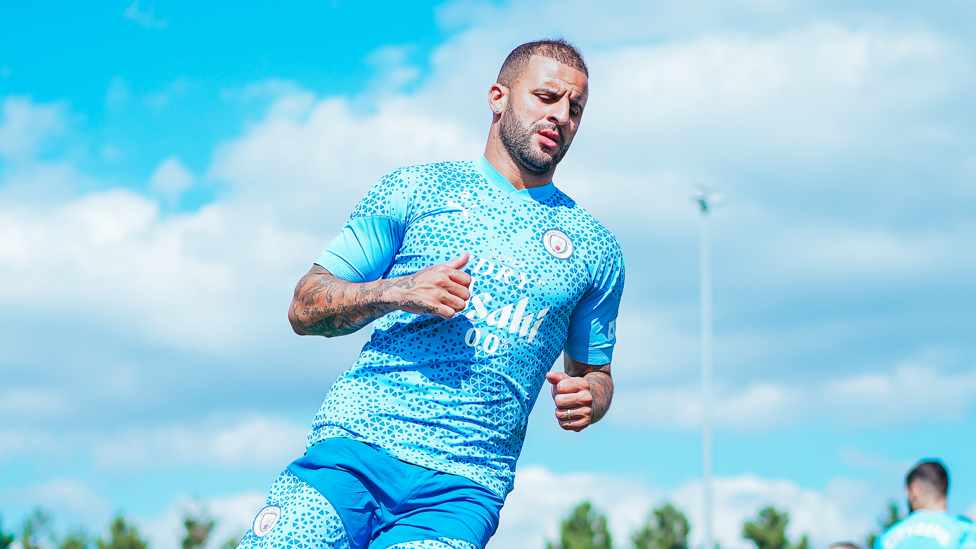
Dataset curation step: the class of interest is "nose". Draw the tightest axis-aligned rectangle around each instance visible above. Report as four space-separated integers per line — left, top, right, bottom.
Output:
547 96 571 126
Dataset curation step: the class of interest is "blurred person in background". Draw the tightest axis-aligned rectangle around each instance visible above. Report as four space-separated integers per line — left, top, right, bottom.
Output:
875 460 976 549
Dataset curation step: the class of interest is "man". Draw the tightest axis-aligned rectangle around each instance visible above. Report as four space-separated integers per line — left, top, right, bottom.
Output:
875 460 976 549
238 39 624 549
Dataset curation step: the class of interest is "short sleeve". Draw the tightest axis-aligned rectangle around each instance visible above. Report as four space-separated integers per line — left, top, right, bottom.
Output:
315 170 411 282
563 238 625 365
961 521 976 549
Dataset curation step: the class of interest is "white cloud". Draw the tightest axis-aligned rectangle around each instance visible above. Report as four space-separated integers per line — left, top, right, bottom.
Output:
5 1 976 531
611 364 976 431
489 466 884 549
0 189 314 352
207 93 482 234
0 96 66 161
0 428 56 462
0 479 112 527
90 416 307 472
149 156 196 200
137 492 265 549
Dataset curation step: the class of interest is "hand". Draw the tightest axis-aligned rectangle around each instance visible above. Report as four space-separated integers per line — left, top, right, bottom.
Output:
392 252 473 319
547 371 594 432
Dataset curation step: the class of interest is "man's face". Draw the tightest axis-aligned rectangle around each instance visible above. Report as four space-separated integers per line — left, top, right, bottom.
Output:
499 55 588 175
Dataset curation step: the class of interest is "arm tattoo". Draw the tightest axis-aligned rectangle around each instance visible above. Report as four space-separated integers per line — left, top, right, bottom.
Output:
566 359 614 424
291 266 439 337
584 368 614 423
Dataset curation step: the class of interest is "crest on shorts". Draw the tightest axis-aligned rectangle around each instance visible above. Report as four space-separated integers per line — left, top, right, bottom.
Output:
252 505 282 538
542 229 573 260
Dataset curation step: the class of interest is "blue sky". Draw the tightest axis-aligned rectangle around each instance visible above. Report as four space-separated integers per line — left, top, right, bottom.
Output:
2 1 976 548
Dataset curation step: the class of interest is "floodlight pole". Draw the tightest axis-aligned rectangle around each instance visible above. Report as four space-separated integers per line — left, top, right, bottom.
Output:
695 190 715 549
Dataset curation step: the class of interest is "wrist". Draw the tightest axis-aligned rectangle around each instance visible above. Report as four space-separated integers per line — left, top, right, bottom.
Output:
373 277 406 314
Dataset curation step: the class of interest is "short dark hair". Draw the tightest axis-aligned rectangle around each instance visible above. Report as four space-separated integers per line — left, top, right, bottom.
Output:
906 460 949 497
497 39 588 88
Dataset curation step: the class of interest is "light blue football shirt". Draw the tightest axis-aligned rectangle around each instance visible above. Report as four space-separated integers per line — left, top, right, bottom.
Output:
309 156 625 498
875 510 976 549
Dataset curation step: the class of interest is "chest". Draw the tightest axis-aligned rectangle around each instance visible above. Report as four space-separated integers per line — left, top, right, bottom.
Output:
392 192 591 308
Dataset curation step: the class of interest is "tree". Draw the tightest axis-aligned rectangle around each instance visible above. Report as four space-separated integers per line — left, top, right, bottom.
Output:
546 501 613 549
864 501 903 549
632 502 690 549
59 530 90 549
742 506 808 549
21 508 53 549
180 503 215 549
0 515 14 549
96 516 148 549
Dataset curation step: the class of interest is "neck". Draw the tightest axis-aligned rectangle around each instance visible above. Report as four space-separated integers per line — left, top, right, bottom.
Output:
914 499 948 512
484 130 555 191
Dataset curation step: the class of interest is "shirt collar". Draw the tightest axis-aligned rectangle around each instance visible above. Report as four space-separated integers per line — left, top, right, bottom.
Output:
474 155 558 202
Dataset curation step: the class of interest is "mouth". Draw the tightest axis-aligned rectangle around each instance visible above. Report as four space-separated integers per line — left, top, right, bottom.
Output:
537 129 560 149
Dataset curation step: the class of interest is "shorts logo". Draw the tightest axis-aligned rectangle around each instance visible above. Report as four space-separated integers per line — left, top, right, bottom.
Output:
252 505 282 538
542 229 573 260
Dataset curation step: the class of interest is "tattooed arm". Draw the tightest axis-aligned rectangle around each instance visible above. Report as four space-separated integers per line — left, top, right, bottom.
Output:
545 354 614 432
288 253 473 337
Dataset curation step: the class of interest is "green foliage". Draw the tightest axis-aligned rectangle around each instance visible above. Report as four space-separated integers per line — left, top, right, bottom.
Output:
742 506 808 549
219 538 239 549
546 501 613 549
59 530 90 549
864 501 903 549
21 508 53 549
96 516 148 549
0 515 14 549
180 504 215 549
632 502 690 549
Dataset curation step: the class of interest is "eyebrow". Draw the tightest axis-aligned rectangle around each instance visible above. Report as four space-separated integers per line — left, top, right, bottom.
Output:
532 86 587 109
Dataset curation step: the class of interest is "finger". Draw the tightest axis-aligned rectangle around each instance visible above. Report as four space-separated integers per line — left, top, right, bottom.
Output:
442 294 468 313
546 371 570 385
447 268 473 288
556 377 589 394
559 409 590 424
444 279 471 301
443 252 470 270
435 303 459 319
555 392 592 409
556 408 590 431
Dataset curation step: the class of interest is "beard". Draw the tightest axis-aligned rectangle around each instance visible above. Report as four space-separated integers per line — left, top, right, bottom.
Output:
499 108 571 175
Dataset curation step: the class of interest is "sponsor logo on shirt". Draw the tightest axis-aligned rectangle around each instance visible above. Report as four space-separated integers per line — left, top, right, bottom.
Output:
469 256 543 289
462 294 550 354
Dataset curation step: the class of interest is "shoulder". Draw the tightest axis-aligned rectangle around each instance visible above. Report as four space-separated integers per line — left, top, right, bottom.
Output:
358 160 475 216
381 160 477 188
549 188 623 261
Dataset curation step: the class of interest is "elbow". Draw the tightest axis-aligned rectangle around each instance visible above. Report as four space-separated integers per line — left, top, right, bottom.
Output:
288 301 309 336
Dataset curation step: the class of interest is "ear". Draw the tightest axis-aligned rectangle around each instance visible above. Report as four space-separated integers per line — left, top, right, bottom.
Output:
488 82 509 115
906 483 918 507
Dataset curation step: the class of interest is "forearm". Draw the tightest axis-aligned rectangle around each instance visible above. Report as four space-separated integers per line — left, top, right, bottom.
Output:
559 355 614 426
583 370 613 423
289 265 419 337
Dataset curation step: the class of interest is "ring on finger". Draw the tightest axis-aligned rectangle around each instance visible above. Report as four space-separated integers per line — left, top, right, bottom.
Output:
567 409 573 421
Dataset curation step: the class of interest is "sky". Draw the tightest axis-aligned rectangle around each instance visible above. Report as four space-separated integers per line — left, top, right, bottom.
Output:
2 1 976 548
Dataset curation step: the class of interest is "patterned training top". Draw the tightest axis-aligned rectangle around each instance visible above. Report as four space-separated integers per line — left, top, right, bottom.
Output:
876 510 976 549
308 156 625 498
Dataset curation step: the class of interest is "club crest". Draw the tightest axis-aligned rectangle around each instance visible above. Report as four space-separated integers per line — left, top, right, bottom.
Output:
542 229 573 260
252 505 282 538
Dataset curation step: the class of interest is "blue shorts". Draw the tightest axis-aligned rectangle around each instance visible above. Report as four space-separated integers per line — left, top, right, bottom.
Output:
238 438 504 549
